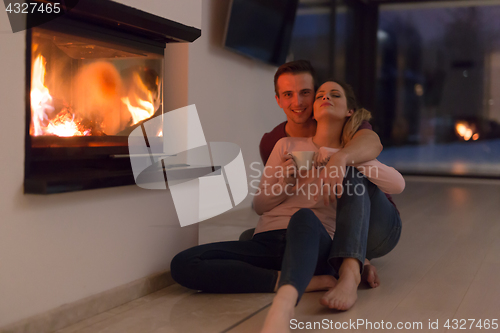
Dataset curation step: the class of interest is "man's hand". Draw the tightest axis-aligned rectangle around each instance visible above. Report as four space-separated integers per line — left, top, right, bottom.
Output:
318 151 348 205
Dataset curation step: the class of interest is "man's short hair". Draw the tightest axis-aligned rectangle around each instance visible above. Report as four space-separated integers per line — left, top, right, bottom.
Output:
274 60 317 96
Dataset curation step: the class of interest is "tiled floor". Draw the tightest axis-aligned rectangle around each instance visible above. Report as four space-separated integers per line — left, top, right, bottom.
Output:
56 177 500 333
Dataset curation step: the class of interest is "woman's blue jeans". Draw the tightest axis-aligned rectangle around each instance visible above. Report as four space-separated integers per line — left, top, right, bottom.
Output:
171 168 402 302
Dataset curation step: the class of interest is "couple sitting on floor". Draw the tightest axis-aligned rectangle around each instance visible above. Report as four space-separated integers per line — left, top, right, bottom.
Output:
171 60 404 333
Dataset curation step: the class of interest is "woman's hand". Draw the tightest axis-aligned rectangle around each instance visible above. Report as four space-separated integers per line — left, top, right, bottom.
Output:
314 147 337 167
313 147 330 167
280 151 297 187
318 151 348 205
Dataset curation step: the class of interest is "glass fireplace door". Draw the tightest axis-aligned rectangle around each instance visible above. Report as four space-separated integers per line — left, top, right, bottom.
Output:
30 26 163 145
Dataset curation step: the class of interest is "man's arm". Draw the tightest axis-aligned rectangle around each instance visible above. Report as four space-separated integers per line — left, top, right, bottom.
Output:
319 129 383 204
259 134 272 165
338 129 383 165
253 140 297 215
259 122 288 165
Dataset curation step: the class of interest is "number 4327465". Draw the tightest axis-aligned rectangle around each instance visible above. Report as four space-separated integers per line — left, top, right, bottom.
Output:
6 2 61 14
444 319 498 330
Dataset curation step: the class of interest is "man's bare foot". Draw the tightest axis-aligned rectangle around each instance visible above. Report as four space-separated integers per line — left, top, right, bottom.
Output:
305 275 337 292
320 258 360 311
261 285 297 333
362 263 380 288
320 274 358 310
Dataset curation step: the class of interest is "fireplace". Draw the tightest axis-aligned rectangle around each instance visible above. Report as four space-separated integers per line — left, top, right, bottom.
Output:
24 0 201 194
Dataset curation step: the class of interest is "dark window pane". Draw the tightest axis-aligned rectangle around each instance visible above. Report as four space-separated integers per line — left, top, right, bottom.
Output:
376 3 500 177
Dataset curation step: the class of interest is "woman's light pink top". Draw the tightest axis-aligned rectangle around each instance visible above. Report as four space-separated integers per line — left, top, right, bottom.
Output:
253 137 405 238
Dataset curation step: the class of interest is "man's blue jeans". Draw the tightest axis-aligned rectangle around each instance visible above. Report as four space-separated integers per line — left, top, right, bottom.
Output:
171 168 401 302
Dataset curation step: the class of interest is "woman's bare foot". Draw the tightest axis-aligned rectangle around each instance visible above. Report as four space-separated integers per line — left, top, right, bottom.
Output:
261 285 298 333
320 258 361 311
362 262 380 288
305 275 337 292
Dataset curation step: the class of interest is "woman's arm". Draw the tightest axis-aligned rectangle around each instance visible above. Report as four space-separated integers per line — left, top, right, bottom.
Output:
314 130 382 198
253 139 297 215
353 159 405 194
315 146 404 194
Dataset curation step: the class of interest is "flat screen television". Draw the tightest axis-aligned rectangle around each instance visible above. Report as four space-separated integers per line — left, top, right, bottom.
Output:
224 0 299 66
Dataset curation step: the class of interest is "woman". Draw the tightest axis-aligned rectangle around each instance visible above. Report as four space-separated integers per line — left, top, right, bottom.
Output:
171 80 404 332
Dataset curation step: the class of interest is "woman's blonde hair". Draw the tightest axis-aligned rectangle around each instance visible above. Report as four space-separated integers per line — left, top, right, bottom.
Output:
319 79 372 147
341 107 372 147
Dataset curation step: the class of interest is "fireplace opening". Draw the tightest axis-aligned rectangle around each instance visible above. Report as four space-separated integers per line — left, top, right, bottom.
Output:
24 0 200 194
30 27 163 144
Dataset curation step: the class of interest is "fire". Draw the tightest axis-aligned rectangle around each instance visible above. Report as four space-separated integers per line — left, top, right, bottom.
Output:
121 72 156 125
455 121 479 141
30 53 89 137
45 109 90 137
30 54 54 136
121 97 154 125
31 52 159 137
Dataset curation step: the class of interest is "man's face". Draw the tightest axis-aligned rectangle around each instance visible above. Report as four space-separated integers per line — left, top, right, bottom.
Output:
275 73 315 125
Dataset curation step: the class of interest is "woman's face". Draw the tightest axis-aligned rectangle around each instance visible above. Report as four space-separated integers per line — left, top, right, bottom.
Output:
313 81 353 121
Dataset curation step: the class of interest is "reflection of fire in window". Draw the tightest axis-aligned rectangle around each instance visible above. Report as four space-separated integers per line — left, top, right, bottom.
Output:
30 28 163 139
455 121 479 141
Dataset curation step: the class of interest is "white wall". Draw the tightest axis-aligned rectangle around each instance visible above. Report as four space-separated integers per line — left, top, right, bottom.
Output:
188 0 286 195
0 1 201 327
114 0 201 29
0 0 287 326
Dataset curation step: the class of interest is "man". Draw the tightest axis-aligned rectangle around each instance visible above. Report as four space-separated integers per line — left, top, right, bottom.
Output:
260 59 382 168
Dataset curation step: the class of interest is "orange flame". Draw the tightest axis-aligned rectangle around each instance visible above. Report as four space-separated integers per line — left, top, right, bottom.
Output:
121 72 155 125
31 54 158 136
30 54 89 137
30 54 54 136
